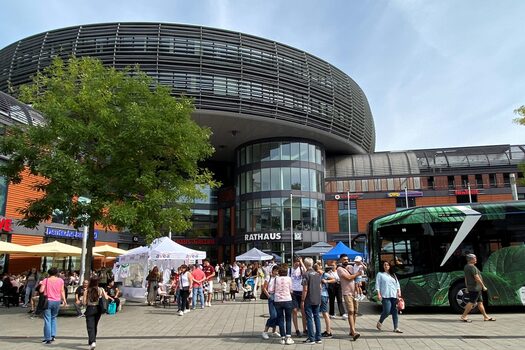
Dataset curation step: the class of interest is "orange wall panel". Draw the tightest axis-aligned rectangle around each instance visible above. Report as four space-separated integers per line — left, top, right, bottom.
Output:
325 201 339 232
478 194 513 202
8 234 44 274
5 169 46 219
356 198 395 232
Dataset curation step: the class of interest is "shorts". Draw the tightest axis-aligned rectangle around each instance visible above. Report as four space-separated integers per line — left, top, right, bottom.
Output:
206 281 214 293
320 296 328 313
343 295 359 315
355 276 362 284
292 291 302 309
467 291 483 303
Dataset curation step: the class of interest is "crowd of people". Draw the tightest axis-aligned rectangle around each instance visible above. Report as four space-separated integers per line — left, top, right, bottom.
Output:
1 252 495 348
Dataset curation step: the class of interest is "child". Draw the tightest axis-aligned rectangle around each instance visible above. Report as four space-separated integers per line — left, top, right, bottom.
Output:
220 278 227 303
352 256 367 301
229 279 238 301
243 276 255 300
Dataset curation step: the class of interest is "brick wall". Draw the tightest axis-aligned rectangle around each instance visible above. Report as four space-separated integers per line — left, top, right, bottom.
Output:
356 198 395 232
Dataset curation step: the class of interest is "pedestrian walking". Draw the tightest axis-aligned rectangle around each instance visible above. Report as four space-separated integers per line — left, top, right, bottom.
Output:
261 265 279 340
23 267 39 308
301 258 322 344
146 266 161 306
83 277 110 349
375 261 403 333
460 254 495 322
40 267 67 345
271 265 295 345
337 254 362 341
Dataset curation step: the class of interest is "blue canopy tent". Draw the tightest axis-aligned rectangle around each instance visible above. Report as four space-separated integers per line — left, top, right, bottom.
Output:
321 241 363 261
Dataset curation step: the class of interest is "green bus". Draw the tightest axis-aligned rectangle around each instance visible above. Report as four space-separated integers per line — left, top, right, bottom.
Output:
367 201 525 312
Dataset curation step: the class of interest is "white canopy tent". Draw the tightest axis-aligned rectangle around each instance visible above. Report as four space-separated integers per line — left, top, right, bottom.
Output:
115 236 206 301
235 247 273 261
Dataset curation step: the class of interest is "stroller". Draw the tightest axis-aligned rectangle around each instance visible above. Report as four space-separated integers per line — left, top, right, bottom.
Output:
242 277 255 301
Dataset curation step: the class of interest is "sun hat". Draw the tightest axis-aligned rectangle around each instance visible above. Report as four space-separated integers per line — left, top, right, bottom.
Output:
354 256 362 262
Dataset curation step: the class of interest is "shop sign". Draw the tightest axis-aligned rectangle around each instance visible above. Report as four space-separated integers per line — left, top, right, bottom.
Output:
244 232 282 241
332 193 363 200
387 191 423 198
45 227 98 240
0 218 13 232
175 238 216 245
454 189 479 195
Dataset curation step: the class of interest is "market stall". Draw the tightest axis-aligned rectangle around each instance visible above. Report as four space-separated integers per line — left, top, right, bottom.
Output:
114 237 206 301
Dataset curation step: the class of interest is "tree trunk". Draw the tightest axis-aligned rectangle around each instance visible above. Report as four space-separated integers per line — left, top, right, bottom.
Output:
84 221 96 281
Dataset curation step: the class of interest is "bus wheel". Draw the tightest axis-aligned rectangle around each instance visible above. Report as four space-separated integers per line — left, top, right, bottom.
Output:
449 282 475 313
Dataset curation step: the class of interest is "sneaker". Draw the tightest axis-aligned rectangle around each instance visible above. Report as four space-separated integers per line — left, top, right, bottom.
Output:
261 332 270 340
51 337 55 342
178 310 184 316
329 315 336 319
184 309 190 313
342 314 348 320
280 337 286 345
208 302 212 307
21 304 28 308
393 328 403 333
295 330 302 337
315 340 322 344
376 322 382 330
43 340 52 345
321 331 333 338
90 342 96 349
272 331 281 337
302 339 316 344
285 336 295 345
77 314 84 318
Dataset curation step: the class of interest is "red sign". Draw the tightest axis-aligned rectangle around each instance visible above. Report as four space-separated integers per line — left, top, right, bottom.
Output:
454 189 479 195
0 218 13 232
332 193 363 200
175 238 216 245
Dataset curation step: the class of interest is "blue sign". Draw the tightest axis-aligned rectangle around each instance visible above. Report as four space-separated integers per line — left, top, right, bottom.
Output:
45 227 98 240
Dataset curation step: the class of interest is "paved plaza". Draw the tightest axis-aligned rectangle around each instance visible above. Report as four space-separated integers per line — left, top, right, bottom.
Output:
0 300 523 350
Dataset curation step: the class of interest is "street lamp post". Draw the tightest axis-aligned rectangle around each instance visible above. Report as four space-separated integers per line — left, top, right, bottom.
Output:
78 196 91 280
290 193 294 261
347 191 352 249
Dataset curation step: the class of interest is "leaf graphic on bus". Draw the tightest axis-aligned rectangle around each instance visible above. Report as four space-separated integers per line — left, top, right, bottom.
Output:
483 246 525 305
481 272 520 306
401 272 463 307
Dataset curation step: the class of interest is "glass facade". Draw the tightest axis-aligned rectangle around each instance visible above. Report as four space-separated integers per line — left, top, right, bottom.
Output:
236 140 325 235
338 200 358 233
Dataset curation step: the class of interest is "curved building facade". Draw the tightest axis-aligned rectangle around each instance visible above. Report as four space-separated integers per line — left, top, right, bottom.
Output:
0 23 376 262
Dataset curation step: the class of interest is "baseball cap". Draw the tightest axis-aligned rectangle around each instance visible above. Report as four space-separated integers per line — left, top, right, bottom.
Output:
354 256 363 262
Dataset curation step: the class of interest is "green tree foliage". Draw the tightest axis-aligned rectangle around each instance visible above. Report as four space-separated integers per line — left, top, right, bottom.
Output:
0 57 216 276
514 105 525 126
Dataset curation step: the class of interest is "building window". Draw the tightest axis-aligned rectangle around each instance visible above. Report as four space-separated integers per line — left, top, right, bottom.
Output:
447 176 455 189
395 197 416 211
503 173 510 187
0 175 7 217
461 175 468 188
338 200 358 233
475 174 483 188
489 174 497 187
427 176 435 190
457 194 477 203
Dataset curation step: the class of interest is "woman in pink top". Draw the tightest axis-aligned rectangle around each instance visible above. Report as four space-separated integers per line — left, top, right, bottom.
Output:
39 267 67 345
269 266 294 345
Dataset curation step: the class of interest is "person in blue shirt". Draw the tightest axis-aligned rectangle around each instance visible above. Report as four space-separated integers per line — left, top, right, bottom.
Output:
375 261 403 333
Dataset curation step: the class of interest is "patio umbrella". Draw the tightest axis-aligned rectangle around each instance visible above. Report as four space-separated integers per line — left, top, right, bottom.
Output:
93 245 127 258
25 240 102 258
0 241 30 254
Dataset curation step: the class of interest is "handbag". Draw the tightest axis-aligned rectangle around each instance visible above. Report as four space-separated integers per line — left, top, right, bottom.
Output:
397 297 405 312
35 280 49 315
98 288 108 314
107 301 117 315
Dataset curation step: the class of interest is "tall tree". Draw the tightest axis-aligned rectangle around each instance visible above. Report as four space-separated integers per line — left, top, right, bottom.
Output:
0 57 216 278
514 105 525 125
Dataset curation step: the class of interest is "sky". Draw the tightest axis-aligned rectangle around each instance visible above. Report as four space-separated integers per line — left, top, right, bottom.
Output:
0 0 524 152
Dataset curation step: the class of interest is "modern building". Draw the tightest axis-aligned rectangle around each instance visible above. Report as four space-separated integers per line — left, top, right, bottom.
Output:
0 23 523 273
